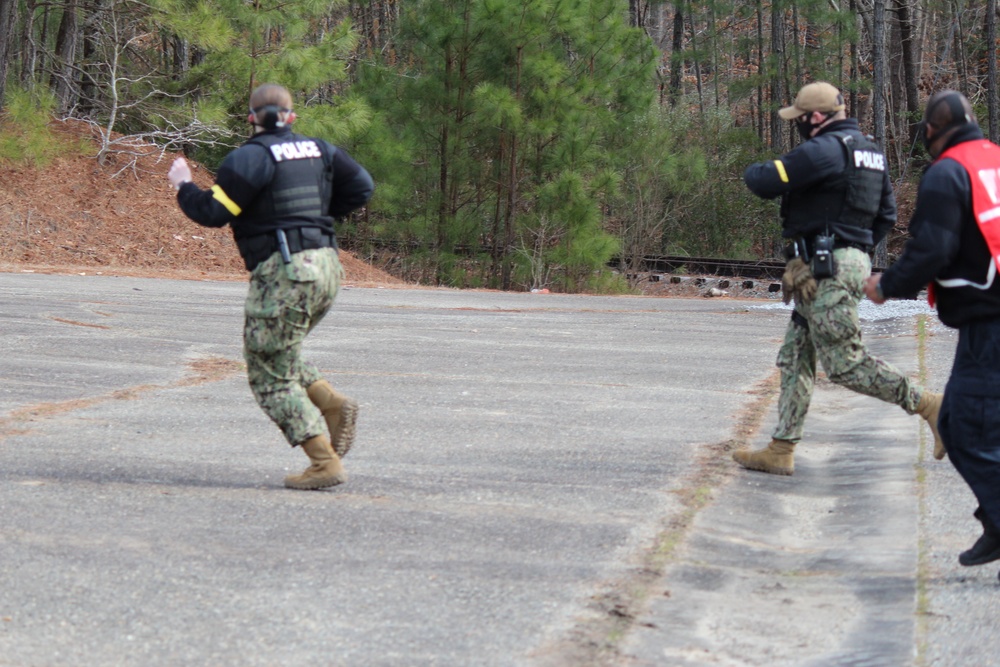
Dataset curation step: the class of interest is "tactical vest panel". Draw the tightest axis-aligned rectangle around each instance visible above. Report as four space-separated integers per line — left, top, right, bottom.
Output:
235 132 334 239
783 130 886 238
839 132 886 229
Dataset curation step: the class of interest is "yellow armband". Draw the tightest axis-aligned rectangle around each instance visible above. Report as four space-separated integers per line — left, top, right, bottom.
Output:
211 185 242 216
773 160 789 183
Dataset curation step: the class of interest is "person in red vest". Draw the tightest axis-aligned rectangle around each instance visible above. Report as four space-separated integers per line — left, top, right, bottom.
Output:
865 90 1000 578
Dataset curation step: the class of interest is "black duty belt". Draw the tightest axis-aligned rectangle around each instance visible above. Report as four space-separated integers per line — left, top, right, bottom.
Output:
239 227 337 271
785 237 869 260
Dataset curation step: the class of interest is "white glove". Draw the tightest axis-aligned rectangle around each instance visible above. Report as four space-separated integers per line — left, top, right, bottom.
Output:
168 157 193 190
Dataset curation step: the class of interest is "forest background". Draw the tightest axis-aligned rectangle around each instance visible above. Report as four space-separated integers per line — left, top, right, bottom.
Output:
0 0 997 293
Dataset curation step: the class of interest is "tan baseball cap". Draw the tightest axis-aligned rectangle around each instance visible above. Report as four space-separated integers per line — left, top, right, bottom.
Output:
778 82 846 120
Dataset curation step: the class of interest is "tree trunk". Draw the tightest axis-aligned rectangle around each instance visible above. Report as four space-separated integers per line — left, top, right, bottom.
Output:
490 138 505 282
689 11 703 115
78 17 97 115
18 0 37 85
0 0 16 107
756 0 764 143
895 0 921 147
352 0 395 61
791 3 801 93
501 45 523 292
51 0 81 114
954 1 969 97
769 0 785 152
437 42 453 281
629 0 640 28
667 3 683 106
871 0 886 146
849 0 859 120
173 36 189 78
708 2 720 109
872 0 888 269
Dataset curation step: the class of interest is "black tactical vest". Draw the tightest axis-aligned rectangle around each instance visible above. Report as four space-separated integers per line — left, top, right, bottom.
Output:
234 131 335 241
782 130 886 240
232 133 336 271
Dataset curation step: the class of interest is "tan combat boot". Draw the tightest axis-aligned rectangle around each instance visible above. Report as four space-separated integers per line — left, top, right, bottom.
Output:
284 435 347 490
916 391 946 460
307 380 359 458
732 439 796 475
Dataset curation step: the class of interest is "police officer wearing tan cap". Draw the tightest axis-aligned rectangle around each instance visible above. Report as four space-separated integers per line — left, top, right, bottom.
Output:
732 81 943 475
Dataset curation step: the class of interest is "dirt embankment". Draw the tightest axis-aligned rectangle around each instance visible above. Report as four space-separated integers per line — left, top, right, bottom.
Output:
0 119 405 286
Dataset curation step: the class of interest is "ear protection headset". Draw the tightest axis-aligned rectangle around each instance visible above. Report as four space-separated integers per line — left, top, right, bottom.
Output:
918 91 971 155
248 104 296 130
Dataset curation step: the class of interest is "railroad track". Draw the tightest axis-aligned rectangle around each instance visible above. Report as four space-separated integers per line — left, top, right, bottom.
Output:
345 239 880 284
619 255 887 281
614 256 787 281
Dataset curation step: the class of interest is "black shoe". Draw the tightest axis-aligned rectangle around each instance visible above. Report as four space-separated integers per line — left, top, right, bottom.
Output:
959 532 1000 566
960 509 1000 566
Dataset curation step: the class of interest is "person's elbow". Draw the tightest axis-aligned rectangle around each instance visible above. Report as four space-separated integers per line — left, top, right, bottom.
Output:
743 163 780 199
356 169 374 205
331 171 375 217
345 170 374 210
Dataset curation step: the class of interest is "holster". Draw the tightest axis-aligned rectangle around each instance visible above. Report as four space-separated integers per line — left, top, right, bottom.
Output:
783 238 810 262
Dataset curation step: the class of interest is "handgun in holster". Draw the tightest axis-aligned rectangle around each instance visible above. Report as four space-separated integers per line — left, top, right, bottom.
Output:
276 229 292 264
783 238 809 263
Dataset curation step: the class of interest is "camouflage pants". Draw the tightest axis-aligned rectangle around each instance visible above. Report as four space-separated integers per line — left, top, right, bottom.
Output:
243 248 344 447
773 247 923 443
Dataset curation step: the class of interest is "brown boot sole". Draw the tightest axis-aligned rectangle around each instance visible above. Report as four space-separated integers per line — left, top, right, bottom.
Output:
331 399 358 458
732 451 794 476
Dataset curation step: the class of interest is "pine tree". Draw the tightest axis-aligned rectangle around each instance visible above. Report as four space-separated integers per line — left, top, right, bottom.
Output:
156 0 360 128
361 0 656 290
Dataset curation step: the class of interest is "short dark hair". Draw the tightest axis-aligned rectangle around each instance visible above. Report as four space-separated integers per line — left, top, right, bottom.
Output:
249 84 293 113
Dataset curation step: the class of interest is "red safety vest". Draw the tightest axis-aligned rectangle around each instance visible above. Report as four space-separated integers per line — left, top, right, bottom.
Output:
927 139 1000 307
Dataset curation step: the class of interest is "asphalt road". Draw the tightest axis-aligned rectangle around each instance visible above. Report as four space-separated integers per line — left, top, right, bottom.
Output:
0 272 995 666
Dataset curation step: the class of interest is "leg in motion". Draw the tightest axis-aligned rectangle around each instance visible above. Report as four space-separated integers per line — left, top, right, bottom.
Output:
940 388 1000 567
307 379 359 458
284 435 347 490
734 314 813 475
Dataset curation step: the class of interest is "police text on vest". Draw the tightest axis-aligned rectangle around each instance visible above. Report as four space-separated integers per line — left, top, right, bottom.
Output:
853 150 885 171
270 141 322 162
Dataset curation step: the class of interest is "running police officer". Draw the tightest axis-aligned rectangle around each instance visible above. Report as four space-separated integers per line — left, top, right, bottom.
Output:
167 83 374 490
732 81 943 475
865 90 1000 575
